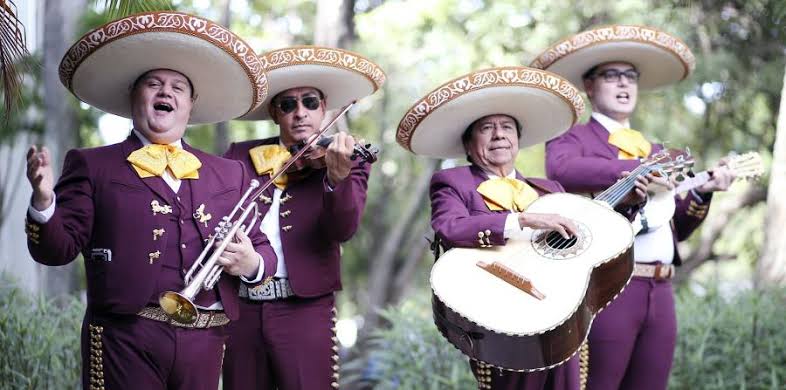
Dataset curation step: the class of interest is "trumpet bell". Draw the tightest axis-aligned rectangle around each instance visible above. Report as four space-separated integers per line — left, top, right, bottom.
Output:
159 291 199 324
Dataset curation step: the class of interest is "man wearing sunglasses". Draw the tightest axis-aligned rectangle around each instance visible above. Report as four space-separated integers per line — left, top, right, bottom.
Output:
533 26 736 389
220 46 385 390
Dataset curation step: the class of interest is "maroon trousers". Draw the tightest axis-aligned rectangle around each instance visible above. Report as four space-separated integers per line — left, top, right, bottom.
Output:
586 277 677 390
81 311 227 390
222 294 339 390
470 355 580 390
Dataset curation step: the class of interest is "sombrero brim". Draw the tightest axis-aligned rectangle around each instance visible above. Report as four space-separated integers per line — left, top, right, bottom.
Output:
396 67 585 159
238 46 385 120
530 25 695 91
59 12 267 124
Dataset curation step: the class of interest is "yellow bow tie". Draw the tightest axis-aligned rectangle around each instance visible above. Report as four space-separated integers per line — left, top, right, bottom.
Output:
608 128 652 160
249 144 291 190
127 144 201 179
477 177 539 212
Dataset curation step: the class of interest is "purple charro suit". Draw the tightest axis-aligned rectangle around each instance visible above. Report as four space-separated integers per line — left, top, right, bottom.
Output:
25 133 277 390
545 117 712 390
221 136 370 390
430 164 580 390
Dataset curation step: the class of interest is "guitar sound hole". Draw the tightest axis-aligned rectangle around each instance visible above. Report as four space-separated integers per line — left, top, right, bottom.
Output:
531 221 591 260
543 231 577 250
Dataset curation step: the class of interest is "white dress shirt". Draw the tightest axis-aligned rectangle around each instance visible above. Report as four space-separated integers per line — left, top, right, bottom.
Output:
592 112 675 263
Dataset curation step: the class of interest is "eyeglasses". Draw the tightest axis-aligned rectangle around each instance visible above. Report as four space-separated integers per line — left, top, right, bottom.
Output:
592 69 640 84
274 95 322 114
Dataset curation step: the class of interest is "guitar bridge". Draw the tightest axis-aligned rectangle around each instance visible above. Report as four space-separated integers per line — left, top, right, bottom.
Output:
477 261 545 300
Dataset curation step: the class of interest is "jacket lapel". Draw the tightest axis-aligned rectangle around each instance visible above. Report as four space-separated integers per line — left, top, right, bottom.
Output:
589 117 622 158
184 143 212 242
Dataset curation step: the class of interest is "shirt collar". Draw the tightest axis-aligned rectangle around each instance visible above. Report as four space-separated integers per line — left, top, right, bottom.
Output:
133 129 183 148
482 167 517 180
591 111 631 134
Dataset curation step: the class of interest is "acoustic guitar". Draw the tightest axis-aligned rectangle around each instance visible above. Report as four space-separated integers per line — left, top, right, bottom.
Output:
431 150 691 372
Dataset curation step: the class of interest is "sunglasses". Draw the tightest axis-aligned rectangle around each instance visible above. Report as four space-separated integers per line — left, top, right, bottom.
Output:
274 95 322 114
593 69 640 84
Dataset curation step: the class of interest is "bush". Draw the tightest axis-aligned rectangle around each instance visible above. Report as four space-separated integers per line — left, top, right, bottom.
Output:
671 286 786 390
0 276 84 389
356 287 786 389
352 297 476 389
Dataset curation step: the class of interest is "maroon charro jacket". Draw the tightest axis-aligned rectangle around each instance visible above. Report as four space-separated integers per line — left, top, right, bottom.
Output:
25 133 277 320
430 164 565 250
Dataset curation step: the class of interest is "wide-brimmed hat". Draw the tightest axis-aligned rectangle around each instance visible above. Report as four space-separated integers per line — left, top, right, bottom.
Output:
59 11 267 124
239 45 385 120
396 66 585 159
530 25 695 91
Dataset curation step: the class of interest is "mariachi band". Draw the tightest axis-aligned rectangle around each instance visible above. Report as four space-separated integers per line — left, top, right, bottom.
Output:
23 11 738 390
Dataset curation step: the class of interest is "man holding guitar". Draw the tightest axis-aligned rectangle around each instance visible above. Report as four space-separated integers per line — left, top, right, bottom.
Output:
532 25 737 390
397 66 648 390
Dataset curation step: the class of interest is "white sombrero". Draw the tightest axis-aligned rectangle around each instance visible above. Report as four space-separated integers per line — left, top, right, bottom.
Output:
58 11 267 124
239 45 385 120
530 25 695 90
396 66 585 159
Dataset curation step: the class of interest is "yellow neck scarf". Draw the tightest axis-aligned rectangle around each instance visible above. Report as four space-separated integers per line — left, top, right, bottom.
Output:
248 144 291 190
608 128 652 160
477 177 539 212
127 144 201 179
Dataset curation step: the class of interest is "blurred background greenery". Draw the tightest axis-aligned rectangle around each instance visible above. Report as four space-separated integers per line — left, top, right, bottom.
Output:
2 0 786 388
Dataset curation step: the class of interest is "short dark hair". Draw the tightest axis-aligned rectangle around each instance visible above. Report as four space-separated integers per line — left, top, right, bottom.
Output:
130 69 196 98
582 62 638 81
461 115 522 163
582 65 600 81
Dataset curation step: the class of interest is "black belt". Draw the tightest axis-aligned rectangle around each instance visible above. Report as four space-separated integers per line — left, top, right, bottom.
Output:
239 278 295 301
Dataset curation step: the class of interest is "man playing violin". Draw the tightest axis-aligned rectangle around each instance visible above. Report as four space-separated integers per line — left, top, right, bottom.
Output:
532 26 736 390
396 66 648 390
24 13 276 390
221 46 385 390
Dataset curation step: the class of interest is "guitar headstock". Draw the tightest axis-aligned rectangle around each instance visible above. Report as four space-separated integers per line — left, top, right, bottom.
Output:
642 148 695 178
725 151 764 180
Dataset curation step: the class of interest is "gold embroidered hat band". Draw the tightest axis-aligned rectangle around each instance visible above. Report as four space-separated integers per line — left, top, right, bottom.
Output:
59 11 268 124
529 25 695 91
239 45 386 120
396 66 585 159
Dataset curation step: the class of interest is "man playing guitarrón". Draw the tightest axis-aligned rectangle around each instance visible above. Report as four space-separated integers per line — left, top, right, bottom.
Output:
396 66 648 390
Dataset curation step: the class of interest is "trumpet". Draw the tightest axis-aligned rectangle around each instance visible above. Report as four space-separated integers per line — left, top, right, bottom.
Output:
158 101 358 324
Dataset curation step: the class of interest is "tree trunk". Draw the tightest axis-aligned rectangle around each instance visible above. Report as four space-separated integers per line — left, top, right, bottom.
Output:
213 0 232 154
39 0 86 297
361 159 438 331
314 0 355 48
757 66 786 287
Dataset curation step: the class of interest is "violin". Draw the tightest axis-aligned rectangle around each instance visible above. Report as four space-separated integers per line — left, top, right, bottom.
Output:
285 134 379 177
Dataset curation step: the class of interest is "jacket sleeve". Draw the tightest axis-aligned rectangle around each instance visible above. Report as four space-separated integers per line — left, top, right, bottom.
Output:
430 171 507 248
318 161 370 242
673 191 712 242
26 149 94 266
545 132 639 193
